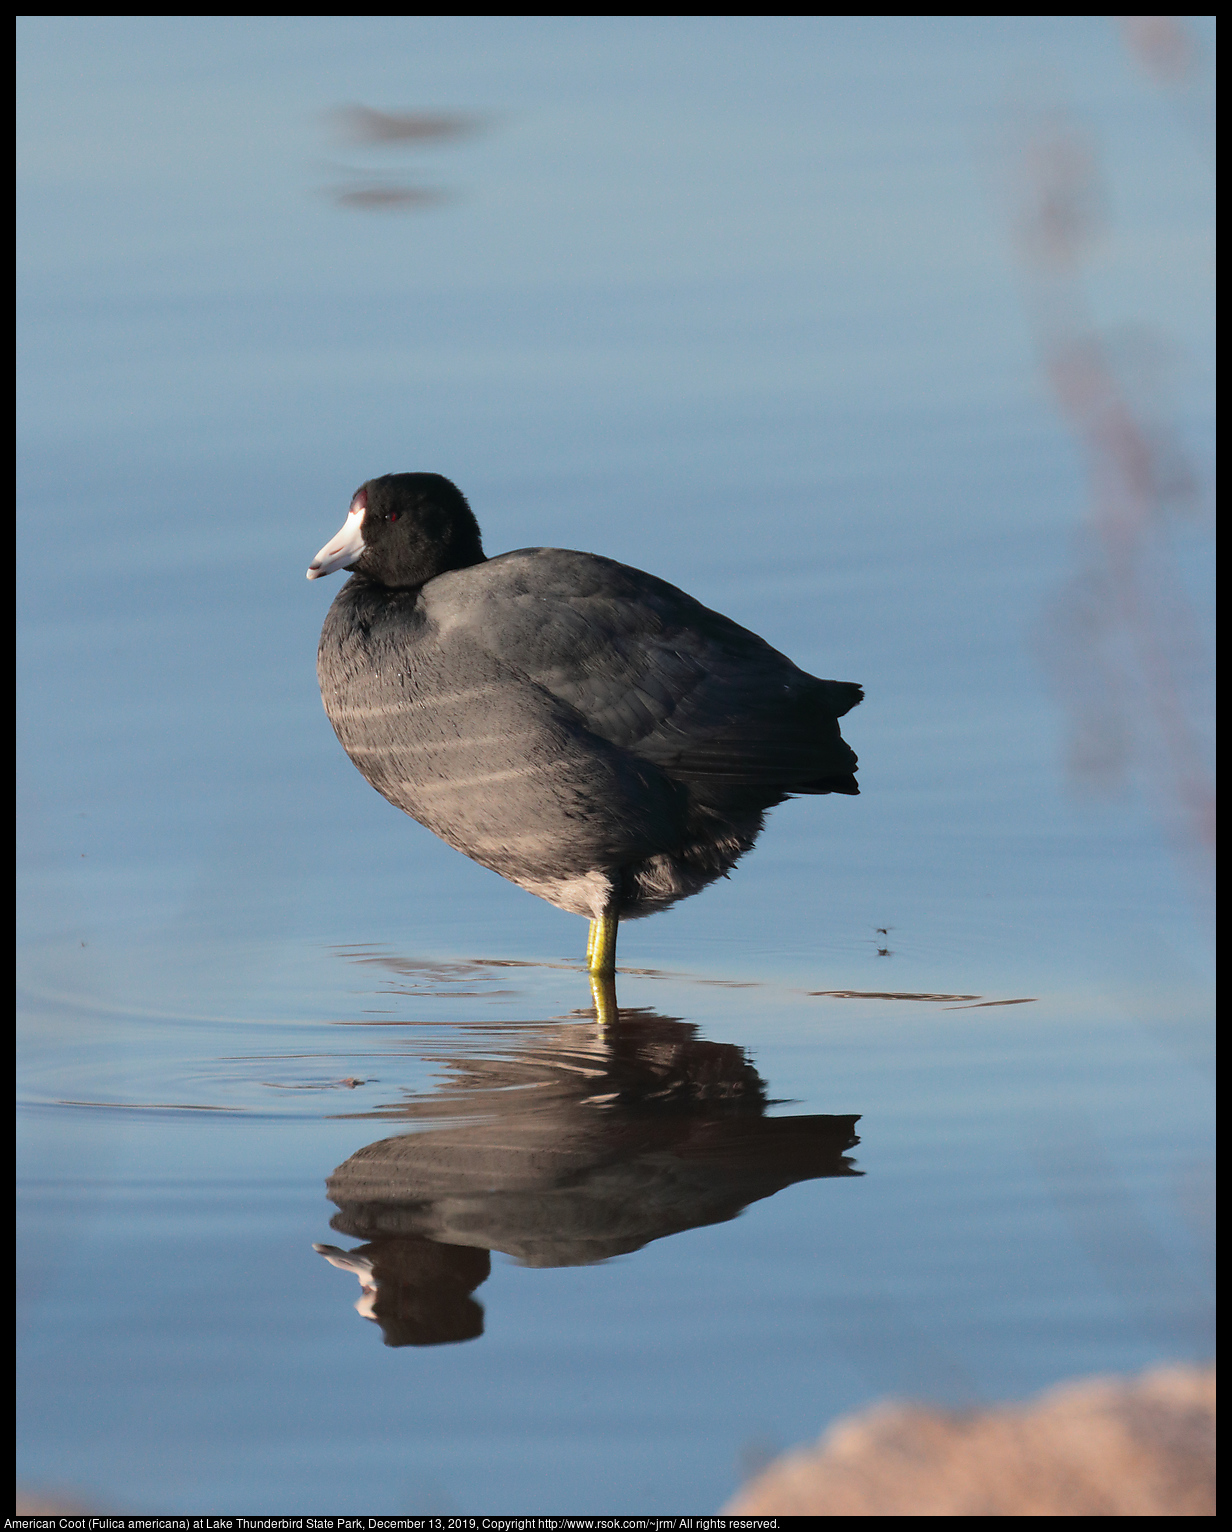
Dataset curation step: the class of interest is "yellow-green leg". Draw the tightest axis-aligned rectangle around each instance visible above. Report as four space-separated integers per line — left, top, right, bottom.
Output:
587 914 618 975
589 970 618 1029
587 915 619 1027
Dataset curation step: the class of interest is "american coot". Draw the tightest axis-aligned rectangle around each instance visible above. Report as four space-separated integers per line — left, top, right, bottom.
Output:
307 473 861 977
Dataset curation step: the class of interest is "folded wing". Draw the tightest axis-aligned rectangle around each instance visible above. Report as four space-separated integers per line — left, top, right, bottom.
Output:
422 549 861 795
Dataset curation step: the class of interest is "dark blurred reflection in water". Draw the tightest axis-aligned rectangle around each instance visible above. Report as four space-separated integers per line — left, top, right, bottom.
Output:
17 15 1212 1515
313 1006 860 1345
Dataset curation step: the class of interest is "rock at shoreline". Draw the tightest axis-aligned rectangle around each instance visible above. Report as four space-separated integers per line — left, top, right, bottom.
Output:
725 1364 1215 1516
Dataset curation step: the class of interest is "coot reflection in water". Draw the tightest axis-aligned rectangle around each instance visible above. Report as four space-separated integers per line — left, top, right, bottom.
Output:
314 1009 861 1347
308 474 862 980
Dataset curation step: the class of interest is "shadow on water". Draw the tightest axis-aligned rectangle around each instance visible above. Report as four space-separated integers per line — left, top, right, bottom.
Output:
313 994 861 1348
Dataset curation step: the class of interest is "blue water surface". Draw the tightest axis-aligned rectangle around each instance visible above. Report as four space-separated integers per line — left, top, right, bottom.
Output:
17 16 1214 1514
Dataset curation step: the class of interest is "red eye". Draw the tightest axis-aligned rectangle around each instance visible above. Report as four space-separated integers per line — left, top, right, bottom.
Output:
388 510 399 522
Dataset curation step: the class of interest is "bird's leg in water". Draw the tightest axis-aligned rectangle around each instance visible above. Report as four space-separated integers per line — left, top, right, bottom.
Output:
587 914 618 975
589 970 618 1028
587 914 619 1026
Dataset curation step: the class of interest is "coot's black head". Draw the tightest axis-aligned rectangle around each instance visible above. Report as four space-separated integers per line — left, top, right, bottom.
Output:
307 472 486 589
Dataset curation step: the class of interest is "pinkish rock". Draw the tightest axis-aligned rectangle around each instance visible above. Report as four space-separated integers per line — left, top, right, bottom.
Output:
725 1364 1215 1516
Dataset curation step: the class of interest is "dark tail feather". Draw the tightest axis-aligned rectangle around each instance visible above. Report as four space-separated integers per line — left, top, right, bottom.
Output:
822 681 863 717
798 772 859 796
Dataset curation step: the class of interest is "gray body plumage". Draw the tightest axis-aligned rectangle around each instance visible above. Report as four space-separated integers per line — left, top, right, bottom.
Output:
317 544 861 920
